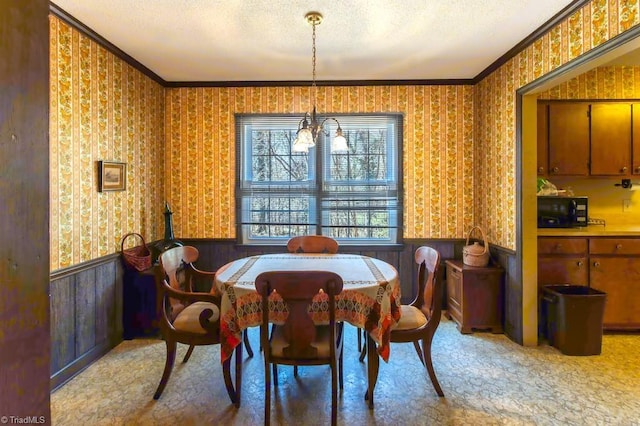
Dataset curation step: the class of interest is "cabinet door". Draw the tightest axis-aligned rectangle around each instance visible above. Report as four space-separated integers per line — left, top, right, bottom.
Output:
446 266 462 323
538 256 588 288
590 256 640 329
590 103 631 176
632 104 640 175
537 103 548 176
548 103 590 176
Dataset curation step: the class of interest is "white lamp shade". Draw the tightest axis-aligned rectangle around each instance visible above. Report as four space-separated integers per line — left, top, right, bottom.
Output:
331 134 349 153
292 140 309 152
293 128 314 151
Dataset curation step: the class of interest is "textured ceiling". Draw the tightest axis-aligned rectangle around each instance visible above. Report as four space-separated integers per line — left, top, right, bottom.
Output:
52 0 577 82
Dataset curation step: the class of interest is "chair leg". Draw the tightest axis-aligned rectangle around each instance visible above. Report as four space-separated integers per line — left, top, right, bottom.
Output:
153 339 177 400
339 344 344 390
364 333 379 409
182 344 195 363
331 352 338 426
234 341 243 407
358 332 367 363
293 365 298 377
264 350 271 425
273 363 279 387
243 329 254 358
357 326 362 351
412 340 425 366
222 340 243 406
422 338 444 397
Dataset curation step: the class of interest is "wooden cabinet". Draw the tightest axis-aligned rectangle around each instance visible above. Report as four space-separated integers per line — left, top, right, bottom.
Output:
538 236 640 330
537 103 549 176
540 101 637 177
445 260 504 334
548 102 590 176
589 238 640 329
537 237 588 287
590 103 632 176
632 104 640 175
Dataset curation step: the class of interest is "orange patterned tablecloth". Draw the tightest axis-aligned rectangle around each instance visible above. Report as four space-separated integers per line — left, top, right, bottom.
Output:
214 253 401 363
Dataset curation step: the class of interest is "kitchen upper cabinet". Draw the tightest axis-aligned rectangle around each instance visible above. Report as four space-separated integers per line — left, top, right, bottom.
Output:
548 102 590 176
590 103 631 176
632 104 640 175
537 103 549 176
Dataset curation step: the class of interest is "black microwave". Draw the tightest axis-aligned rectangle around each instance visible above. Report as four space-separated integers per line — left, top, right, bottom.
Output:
537 196 588 228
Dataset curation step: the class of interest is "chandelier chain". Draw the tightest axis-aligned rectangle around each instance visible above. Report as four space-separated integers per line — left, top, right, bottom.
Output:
311 20 317 108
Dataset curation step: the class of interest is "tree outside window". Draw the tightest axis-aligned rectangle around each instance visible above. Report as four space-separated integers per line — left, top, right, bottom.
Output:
236 114 402 245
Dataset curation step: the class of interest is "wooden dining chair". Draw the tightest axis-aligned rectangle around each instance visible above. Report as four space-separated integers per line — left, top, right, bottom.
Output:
153 246 242 406
255 270 344 426
389 245 445 397
162 245 255 358
286 235 353 359
286 235 339 254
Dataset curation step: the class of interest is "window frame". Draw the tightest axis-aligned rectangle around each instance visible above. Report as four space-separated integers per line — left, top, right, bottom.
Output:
235 113 404 247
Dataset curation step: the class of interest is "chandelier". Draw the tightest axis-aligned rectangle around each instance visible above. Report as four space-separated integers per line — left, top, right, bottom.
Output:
292 12 349 153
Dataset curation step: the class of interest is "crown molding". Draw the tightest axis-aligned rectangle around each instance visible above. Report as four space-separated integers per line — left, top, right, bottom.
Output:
49 2 167 86
51 0 591 88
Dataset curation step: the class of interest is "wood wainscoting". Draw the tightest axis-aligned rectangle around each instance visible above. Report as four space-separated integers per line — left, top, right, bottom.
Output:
49 239 517 390
50 254 124 390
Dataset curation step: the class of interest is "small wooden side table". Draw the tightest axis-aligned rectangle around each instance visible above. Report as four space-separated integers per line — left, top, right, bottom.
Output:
445 259 504 334
122 266 159 339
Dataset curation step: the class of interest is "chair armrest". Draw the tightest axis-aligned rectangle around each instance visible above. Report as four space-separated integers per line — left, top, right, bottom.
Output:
185 263 216 279
160 279 221 306
183 263 217 293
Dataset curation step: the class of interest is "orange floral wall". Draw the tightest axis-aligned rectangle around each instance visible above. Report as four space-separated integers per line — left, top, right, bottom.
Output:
50 0 640 270
50 17 165 270
539 65 640 98
164 86 475 240
474 0 640 250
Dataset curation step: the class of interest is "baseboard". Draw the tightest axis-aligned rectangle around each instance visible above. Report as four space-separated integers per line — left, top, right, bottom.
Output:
50 337 121 392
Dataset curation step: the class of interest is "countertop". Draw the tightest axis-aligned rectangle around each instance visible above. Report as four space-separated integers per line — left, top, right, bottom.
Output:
538 225 640 237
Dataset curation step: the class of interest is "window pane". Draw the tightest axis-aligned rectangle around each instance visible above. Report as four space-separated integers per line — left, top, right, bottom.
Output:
237 114 401 245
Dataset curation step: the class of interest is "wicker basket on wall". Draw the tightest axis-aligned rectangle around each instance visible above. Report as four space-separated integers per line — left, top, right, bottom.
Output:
120 232 152 272
462 226 490 267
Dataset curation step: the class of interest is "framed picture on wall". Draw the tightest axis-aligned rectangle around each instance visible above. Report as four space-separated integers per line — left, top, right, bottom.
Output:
98 161 126 192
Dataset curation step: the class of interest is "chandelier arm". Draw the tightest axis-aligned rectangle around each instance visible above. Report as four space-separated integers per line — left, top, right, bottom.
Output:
318 117 334 137
296 112 311 132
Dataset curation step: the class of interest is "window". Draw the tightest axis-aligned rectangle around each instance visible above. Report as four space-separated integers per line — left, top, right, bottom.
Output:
236 114 402 245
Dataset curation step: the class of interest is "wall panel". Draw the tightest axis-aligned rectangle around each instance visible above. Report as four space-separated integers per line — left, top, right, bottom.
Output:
49 16 166 271
165 86 476 242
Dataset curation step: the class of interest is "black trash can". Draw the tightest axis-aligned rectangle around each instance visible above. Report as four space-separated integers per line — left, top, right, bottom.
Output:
542 285 606 356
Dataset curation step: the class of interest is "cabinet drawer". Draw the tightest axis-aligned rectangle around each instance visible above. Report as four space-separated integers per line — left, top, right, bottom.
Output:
589 238 640 255
538 238 588 254
538 257 588 287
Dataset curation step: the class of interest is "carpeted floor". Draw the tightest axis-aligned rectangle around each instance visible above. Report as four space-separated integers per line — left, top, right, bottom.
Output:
51 317 640 425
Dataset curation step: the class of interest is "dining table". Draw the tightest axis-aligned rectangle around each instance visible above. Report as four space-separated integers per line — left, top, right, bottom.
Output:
213 252 401 406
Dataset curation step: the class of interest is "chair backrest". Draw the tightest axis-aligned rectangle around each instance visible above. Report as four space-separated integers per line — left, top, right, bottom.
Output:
158 246 200 317
159 246 199 290
286 235 339 254
255 270 343 359
413 246 442 323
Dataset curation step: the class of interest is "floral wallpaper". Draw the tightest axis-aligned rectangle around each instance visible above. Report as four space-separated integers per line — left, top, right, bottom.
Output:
539 65 640 98
50 0 640 270
50 17 165 270
474 0 640 250
164 86 475 240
